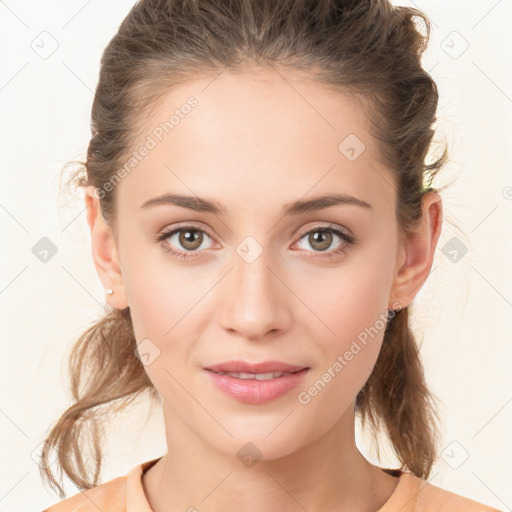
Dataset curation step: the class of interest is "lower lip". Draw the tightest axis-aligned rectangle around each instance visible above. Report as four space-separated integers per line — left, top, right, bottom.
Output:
203 368 310 405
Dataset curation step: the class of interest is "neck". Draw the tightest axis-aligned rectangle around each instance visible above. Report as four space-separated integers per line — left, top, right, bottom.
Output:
142 405 400 512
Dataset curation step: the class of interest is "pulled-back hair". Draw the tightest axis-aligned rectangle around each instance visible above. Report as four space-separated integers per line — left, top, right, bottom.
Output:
41 0 449 498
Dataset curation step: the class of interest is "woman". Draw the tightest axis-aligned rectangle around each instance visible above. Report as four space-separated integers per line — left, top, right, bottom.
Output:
40 0 502 510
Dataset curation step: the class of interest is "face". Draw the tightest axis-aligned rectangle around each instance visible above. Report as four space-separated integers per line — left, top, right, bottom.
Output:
89 68 433 461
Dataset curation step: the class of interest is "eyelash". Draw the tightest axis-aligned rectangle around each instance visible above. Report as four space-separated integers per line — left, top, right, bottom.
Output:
155 222 355 261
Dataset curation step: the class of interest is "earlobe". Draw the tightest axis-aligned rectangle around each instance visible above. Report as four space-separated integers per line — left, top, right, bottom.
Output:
389 191 443 309
84 186 129 309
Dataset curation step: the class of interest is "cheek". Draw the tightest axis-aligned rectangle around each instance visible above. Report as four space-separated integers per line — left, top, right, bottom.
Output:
295 246 395 400
120 256 203 396
124 267 202 342
119 237 215 370
118 228 193 326
298 252 393 346
296 291 389 427
309 280 387 392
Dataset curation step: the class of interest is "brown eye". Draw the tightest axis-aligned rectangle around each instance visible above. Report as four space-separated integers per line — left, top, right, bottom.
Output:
157 225 215 258
298 228 341 252
307 230 333 251
178 229 203 251
293 225 354 259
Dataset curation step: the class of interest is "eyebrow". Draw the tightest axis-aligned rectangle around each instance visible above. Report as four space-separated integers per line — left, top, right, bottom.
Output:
140 192 373 215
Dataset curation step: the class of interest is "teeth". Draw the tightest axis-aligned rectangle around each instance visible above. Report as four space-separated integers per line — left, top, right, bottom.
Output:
217 371 290 380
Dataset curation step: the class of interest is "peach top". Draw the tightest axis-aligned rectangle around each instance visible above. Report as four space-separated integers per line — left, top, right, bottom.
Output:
42 457 502 511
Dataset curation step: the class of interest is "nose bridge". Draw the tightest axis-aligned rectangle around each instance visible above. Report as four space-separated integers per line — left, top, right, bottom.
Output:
219 239 291 339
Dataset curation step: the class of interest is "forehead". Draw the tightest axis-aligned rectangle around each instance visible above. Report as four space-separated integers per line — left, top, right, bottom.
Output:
116 69 395 218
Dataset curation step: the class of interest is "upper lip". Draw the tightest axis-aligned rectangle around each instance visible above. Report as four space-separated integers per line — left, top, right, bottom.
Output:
204 360 308 374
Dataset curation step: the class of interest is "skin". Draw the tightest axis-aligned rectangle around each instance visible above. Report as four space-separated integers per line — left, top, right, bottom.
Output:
85 67 442 512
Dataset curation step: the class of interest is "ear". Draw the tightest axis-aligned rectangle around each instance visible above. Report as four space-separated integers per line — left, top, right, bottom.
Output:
389 191 443 309
84 186 129 309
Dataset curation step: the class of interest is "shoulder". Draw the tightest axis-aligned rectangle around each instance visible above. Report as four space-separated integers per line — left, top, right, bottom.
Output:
42 475 127 512
414 475 503 512
384 472 503 512
41 457 161 512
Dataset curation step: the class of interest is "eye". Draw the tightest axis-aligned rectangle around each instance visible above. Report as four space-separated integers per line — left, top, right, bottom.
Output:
293 224 355 259
156 223 216 260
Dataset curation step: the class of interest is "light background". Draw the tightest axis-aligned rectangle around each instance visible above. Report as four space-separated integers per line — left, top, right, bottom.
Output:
0 0 511 510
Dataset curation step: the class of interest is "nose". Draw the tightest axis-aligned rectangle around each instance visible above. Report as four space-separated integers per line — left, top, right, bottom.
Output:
218 249 293 341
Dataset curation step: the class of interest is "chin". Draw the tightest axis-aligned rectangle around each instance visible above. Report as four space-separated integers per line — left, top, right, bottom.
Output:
197 419 314 463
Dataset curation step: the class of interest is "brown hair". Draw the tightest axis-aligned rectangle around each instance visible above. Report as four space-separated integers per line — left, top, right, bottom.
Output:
42 0 450 498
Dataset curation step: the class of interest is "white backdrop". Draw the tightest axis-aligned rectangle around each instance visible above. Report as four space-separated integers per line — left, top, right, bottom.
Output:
1 0 511 510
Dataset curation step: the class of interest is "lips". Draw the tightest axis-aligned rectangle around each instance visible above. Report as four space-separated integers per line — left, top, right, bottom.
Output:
204 360 308 374
204 366 310 404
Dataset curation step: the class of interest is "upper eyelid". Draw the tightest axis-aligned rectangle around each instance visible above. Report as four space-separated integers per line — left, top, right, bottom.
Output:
163 222 217 240
294 223 351 240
